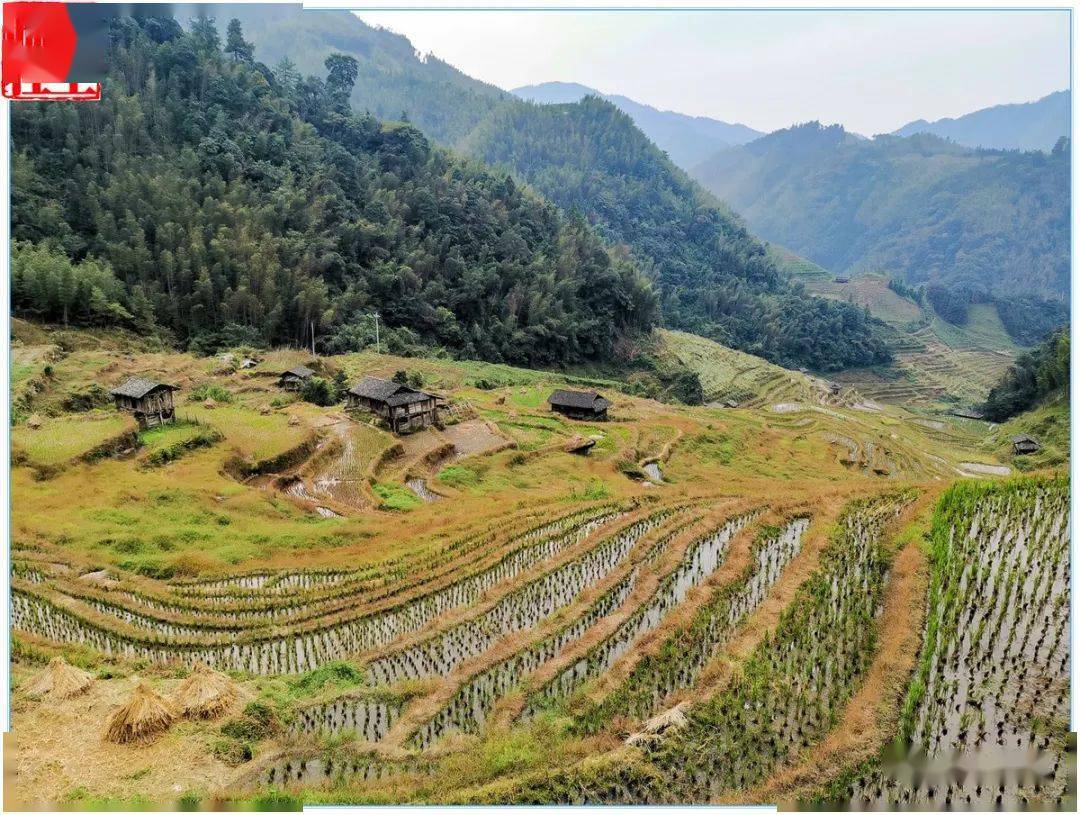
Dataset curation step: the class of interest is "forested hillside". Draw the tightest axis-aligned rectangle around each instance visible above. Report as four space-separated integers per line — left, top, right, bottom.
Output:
206 5 508 145
215 9 890 371
893 90 1069 152
983 329 1069 421
692 122 1070 337
10 16 656 366
463 98 892 371
512 81 762 168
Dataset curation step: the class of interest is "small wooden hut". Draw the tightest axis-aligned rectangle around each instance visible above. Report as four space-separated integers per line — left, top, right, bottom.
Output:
110 378 178 427
277 365 315 391
1011 434 1041 455
346 376 438 434
548 389 611 421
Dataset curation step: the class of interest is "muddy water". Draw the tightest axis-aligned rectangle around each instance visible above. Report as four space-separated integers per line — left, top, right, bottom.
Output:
409 570 641 749
586 517 810 726
406 478 440 502
11 510 626 674
522 513 755 715
246 753 420 790
293 694 402 742
366 508 681 685
850 483 1071 811
310 421 371 509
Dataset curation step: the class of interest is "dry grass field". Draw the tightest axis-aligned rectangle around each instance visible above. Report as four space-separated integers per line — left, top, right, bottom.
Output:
6 321 1070 810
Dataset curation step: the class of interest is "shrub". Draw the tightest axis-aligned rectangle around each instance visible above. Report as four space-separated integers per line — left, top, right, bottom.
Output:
373 481 421 511
300 376 337 407
188 383 234 404
220 700 280 742
437 465 479 488
62 384 110 412
668 371 704 406
211 737 253 766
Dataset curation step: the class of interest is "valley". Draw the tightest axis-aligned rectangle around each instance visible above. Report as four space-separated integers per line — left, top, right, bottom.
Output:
4 7 1071 812
6 318 1069 808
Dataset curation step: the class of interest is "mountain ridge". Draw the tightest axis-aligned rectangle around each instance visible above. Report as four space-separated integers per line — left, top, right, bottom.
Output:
690 121 1070 314
512 80 763 168
892 90 1069 152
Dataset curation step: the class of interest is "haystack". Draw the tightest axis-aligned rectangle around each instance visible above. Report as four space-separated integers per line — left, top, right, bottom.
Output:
25 656 93 700
203 397 218 409
105 680 175 744
625 702 688 747
174 662 237 719
287 414 301 426
25 414 42 430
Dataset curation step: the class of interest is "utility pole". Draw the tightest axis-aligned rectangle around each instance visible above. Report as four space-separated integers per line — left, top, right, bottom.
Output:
374 311 380 354
311 321 316 356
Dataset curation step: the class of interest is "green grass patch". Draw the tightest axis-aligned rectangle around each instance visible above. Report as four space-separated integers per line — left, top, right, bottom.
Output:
11 412 131 465
437 464 481 489
373 481 422 511
184 404 308 461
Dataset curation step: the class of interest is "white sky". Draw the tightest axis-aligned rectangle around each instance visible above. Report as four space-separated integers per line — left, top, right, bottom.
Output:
355 9 1070 135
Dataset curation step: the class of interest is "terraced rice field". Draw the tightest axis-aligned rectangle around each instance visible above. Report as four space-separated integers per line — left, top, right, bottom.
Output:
7 326 1069 810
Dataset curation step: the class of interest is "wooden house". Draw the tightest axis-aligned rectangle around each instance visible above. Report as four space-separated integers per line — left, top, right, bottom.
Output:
1011 434 1041 455
110 378 178 427
347 376 438 434
278 365 315 391
949 407 986 421
548 389 611 421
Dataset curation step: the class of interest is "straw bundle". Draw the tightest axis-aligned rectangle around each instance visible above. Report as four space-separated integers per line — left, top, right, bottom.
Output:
25 656 93 700
105 680 175 744
626 702 689 747
174 663 237 719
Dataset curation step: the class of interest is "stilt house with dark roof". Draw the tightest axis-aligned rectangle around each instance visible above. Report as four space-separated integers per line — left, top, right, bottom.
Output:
1011 434 1041 455
278 365 315 391
347 376 438 434
548 389 611 421
110 378 178 427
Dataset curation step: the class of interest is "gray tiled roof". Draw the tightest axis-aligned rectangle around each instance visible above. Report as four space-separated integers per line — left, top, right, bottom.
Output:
548 389 611 411
109 377 176 399
348 376 404 400
281 365 315 379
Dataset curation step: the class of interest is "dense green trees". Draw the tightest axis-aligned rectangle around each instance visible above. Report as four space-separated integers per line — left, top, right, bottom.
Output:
212 6 507 146
692 122 1070 342
11 242 149 329
11 16 655 367
983 329 1069 421
463 98 892 371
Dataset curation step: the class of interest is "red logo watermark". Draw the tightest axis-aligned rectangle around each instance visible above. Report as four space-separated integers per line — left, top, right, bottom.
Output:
2 2 100 100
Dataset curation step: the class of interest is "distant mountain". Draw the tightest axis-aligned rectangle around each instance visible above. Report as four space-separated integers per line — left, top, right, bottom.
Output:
513 81 762 169
691 122 1069 340
893 90 1069 152
463 99 891 371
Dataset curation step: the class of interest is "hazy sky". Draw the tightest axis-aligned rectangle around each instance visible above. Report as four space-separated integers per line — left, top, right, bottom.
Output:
356 9 1069 135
